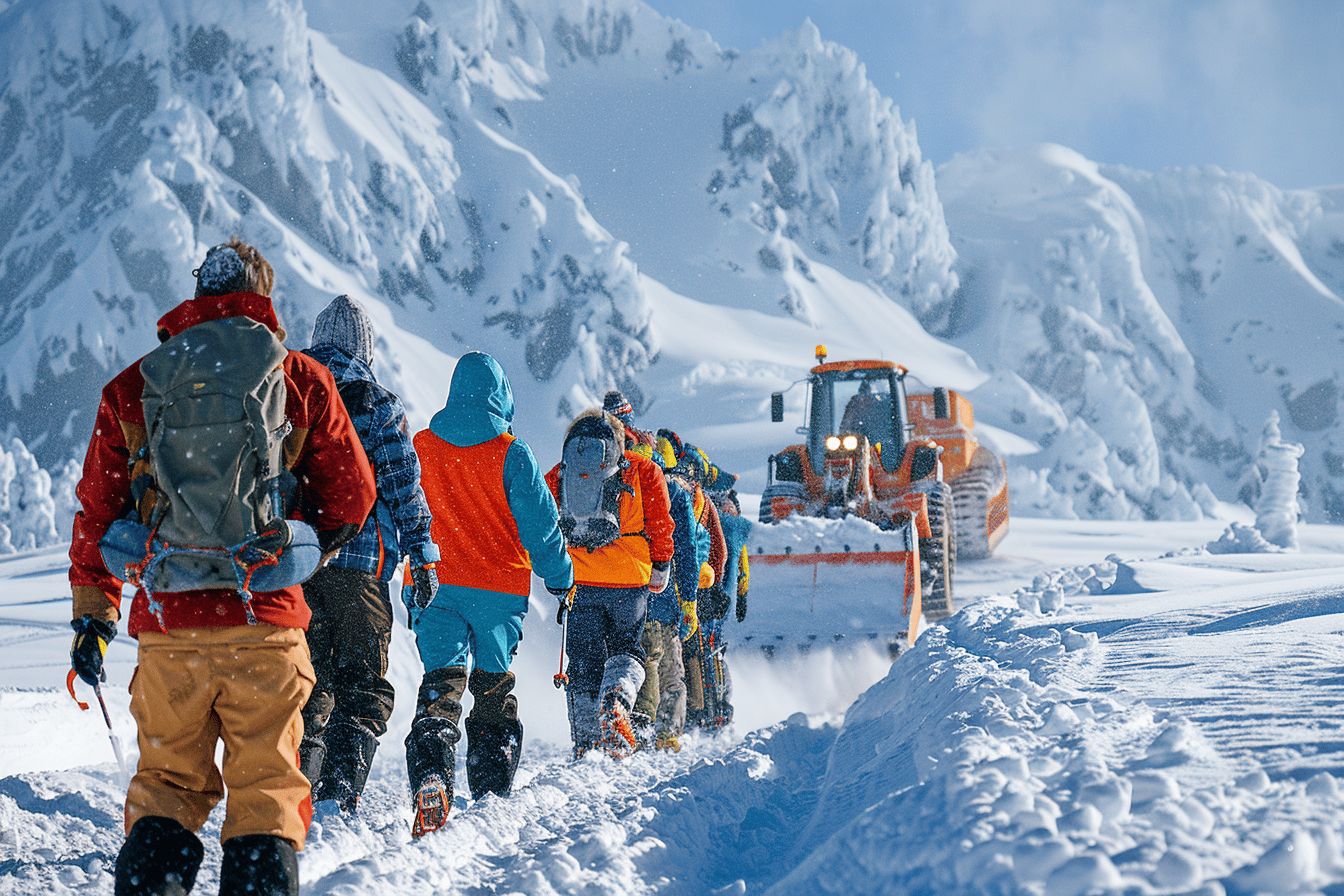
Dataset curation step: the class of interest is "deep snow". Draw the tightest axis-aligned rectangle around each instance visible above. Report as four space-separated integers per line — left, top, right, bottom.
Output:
9 519 1344 893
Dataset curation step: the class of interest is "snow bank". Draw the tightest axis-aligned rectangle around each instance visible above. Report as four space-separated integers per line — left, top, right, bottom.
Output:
631 549 1344 893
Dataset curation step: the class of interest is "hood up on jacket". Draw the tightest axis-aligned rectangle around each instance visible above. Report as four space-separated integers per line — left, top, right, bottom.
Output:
430 351 515 447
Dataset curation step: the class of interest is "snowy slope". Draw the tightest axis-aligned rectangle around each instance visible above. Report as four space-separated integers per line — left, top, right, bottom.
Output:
937 145 1344 522
13 524 1344 892
0 0 971 498
6 0 1341 522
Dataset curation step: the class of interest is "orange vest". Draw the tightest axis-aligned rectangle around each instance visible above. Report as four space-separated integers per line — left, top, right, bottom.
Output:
414 429 532 596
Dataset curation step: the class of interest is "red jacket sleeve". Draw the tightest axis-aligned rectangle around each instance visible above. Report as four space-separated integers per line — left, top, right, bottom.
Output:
638 457 675 564
703 498 727 584
69 386 134 621
289 355 376 534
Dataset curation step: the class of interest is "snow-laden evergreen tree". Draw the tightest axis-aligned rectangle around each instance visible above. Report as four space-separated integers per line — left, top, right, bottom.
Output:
1253 411 1304 549
51 459 82 537
7 438 58 551
0 445 15 554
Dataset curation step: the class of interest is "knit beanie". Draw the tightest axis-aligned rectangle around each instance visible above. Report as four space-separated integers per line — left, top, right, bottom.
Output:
602 389 635 426
311 294 376 366
194 245 247 297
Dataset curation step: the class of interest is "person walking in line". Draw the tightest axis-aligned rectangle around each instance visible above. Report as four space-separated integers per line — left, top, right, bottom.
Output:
655 433 726 729
405 351 573 838
632 439 710 752
704 463 752 727
547 410 675 757
69 241 375 895
299 294 440 814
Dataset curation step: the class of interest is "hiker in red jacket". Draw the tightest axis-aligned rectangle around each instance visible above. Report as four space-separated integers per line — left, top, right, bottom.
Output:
67 240 375 896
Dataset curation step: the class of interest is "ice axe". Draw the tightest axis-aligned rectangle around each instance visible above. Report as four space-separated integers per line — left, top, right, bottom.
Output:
67 668 130 784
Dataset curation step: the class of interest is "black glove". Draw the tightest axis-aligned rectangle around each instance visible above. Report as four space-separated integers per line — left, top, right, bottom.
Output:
407 562 439 611
71 615 117 687
706 585 730 621
549 583 576 625
736 592 747 623
317 523 361 556
248 522 291 560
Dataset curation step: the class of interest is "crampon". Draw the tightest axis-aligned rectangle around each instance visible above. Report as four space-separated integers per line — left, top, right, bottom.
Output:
410 775 450 839
599 697 637 759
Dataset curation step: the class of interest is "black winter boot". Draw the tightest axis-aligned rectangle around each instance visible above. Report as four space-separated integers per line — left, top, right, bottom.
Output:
318 720 379 811
405 665 466 837
115 816 204 896
465 668 522 798
298 688 335 794
218 834 298 896
465 715 524 798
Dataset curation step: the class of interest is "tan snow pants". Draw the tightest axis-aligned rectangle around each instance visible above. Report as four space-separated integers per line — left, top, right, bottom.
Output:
125 625 316 849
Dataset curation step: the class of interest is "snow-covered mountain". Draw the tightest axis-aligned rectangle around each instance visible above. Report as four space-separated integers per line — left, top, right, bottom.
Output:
0 0 970 493
0 0 1341 521
936 146 1344 520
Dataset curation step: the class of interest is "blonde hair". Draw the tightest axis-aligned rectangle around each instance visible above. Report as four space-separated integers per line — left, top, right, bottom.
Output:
226 238 274 296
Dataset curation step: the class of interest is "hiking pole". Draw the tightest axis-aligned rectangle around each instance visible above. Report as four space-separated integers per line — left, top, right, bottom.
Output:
94 681 130 783
67 669 131 784
553 609 570 690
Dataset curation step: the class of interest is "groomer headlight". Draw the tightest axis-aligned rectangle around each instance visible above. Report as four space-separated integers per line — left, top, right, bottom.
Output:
825 435 842 451
842 434 859 451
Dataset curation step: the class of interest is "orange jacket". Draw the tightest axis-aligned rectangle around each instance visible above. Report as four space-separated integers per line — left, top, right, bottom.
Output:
416 430 532 596
546 451 675 588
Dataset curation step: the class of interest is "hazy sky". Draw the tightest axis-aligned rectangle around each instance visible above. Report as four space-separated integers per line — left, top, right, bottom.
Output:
647 0 1342 189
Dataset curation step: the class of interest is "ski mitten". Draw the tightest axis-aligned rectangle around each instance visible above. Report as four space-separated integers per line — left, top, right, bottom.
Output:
70 615 116 687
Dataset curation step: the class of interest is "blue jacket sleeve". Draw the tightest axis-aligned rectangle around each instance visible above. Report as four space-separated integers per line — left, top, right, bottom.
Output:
667 485 702 602
504 439 574 591
368 389 438 562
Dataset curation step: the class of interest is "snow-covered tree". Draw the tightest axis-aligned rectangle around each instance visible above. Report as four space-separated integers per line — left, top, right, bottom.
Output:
52 458 81 536
7 437 58 551
1253 412 1304 549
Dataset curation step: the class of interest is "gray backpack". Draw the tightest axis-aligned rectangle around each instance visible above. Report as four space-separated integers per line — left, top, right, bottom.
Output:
558 416 633 551
137 317 291 596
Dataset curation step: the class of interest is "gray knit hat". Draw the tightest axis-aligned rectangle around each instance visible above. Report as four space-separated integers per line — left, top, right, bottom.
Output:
312 294 376 365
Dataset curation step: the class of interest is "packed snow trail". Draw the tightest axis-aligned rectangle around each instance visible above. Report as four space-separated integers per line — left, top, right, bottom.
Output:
11 520 1344 893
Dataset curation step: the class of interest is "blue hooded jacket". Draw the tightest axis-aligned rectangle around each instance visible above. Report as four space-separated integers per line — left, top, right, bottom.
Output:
303 343 437 579
426 352 573 594
648 475 709 625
